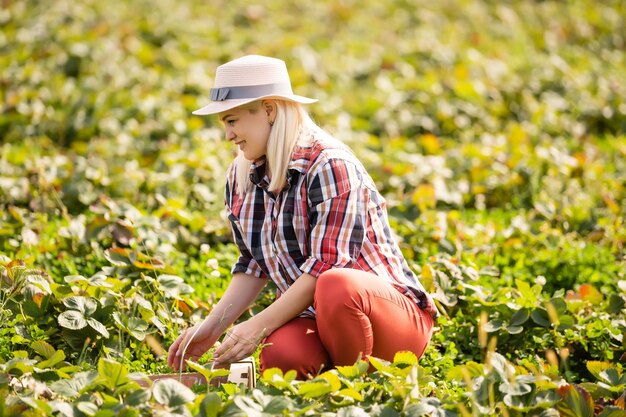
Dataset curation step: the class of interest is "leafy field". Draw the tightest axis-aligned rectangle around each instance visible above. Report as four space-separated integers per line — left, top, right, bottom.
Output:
1 0 626 415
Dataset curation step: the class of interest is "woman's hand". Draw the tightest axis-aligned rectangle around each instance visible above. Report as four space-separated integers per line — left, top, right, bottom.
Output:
210 273 317 366
167 321 222 371
167 273 269 371
213 320 268 366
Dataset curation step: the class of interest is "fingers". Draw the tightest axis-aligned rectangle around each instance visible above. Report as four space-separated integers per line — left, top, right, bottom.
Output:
167 328 195 371
213 332 233 357
169 323 260 371
213 333 254 365
167 335 183 369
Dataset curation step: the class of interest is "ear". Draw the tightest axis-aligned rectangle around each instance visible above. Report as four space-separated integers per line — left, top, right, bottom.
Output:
262 100 276 118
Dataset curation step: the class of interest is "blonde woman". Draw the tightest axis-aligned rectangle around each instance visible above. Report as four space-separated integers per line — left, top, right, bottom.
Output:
167 55 437 379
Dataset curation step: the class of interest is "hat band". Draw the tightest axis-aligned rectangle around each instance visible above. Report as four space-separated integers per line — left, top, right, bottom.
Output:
209 82 293 101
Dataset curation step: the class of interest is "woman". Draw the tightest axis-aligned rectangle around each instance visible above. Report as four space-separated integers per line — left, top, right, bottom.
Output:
167 55 437 379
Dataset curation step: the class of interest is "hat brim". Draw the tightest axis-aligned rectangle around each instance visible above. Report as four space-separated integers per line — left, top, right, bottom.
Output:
192 94 317 116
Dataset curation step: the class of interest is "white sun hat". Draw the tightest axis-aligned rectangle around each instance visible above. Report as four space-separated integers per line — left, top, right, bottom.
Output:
192 55 318 116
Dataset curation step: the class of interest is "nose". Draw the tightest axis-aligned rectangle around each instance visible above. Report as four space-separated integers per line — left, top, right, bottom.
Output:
225 127 236 141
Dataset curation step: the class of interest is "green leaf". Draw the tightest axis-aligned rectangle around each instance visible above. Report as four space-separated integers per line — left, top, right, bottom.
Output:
263 396 292 414
505 325 524 334
606 294 625 314
317 371 342 392
58 310 87 330
50 371 99 397
558 315 575 330
405 397 455 416
87 318 110 338
548 298 568 315
62 296 98 316
536 407 561 416
125 388 151 406
596 407 626 417
157 274 194 298
368 356 392 374
488 352 514 380
200 392 223 417
221 383 237 396
37 350 66 369
531 389 561 409
104 247 133 266
3 357 35 376
599 368 626 387
484 319 503 332
87 274 114 288
233 395 263 415
153 378 195 407
579 382 614 400
531 308 550 327
297 381 333 398
446 363 482 383
336 361 369 379
76 401 98 416
516 279 540 306
506 388 560 411
587 362 613 381
13 351 29 359
97 358 130 390
556 384 594 417
150 316 168 336
27 274 52 295
337 388 363 401
126 317 149 340
22 299 45 318
64 275 88 284
499 380 532 396
509 308 530 326
260 368 298 394
31 340 56 359
336 406 369 417
15 396 53 414
393 351 418 367
186 361 231 384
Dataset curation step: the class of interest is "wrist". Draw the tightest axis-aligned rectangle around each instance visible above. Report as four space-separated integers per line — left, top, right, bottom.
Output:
249 311 276 338
204 311 230 333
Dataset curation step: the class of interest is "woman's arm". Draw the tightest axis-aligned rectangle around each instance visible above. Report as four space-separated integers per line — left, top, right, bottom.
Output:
167 272 267 370
250 272 317 334
212 272 317 365
205 272 269 331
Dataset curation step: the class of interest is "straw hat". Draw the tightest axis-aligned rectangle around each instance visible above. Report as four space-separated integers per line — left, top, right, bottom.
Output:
192 55 317 115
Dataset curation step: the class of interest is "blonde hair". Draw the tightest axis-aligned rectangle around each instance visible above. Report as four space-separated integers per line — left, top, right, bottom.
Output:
235 100 314 195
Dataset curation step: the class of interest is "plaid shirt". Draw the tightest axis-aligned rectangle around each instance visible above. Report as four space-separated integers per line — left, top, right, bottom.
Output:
225 128 438 318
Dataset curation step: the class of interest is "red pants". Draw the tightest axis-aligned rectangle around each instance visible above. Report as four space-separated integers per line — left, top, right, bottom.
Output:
259 269 434 379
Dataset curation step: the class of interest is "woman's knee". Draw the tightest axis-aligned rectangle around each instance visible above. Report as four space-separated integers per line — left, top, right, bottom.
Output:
316 269 358 299
315 268 363 314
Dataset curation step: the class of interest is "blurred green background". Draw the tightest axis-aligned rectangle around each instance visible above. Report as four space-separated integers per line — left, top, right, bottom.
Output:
2 0 626 297
2 0 626 312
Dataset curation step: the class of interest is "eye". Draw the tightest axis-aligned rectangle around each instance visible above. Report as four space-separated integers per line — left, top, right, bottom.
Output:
227 119 236 126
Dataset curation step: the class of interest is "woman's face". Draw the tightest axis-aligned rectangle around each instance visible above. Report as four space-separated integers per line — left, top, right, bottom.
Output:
219 102 273 161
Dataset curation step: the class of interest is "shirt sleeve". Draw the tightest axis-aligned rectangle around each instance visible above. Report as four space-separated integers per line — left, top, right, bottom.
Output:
300 158 367 277
224 162 267 279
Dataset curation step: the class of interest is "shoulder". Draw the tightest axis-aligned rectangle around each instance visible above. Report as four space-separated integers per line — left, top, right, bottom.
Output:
302 131 372 202
304 130 364 178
